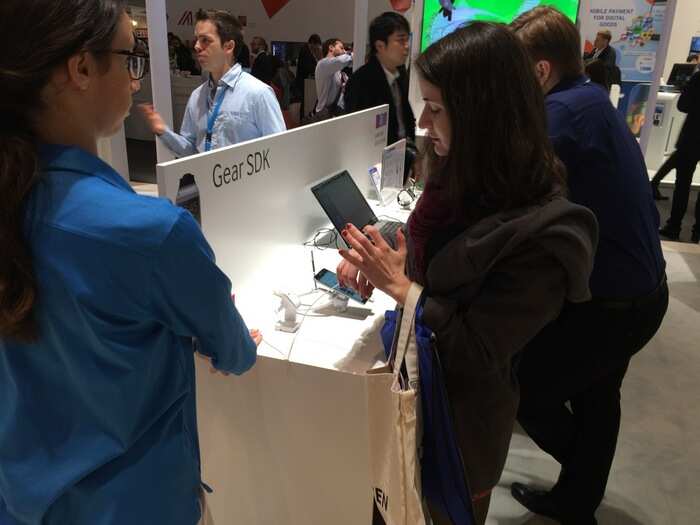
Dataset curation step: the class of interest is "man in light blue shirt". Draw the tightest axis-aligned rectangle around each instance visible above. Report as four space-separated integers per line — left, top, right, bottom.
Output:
140 9 285 156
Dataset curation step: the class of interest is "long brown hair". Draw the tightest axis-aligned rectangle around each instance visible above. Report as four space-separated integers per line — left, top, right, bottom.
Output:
0 0 125 342
415 22 565 223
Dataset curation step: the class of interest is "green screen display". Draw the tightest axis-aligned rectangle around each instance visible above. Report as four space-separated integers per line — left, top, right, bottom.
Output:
421 0 580 51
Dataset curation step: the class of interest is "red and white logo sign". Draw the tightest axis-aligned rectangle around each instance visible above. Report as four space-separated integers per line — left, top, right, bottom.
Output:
260 0 291 18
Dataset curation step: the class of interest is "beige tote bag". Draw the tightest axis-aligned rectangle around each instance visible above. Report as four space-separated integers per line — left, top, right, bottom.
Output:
366 283 425 525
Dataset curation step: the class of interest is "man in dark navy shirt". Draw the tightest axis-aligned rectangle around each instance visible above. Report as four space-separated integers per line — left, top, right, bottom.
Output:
509 8 669 525
658 69 700 242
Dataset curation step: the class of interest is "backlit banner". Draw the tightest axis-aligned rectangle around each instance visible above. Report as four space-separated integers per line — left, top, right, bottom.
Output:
580 0 667 83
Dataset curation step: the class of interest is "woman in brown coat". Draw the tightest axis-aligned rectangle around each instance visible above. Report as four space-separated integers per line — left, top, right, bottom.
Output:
337 23 598 524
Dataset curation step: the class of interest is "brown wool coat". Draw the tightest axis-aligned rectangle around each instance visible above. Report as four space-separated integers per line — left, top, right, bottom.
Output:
416 195 598 495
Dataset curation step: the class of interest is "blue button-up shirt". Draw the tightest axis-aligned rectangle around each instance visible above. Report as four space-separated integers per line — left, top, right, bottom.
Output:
161 63 286 156
546 76 665 297
0 145 257 524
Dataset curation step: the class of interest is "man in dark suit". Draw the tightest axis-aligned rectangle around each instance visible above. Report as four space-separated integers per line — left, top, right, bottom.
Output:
659 69 700 243
294 34 322 114
584 30 617 71
344 12 416 165
250 36 275 82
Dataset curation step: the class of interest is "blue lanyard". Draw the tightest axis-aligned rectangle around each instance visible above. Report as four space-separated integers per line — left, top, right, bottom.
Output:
204 85 228 152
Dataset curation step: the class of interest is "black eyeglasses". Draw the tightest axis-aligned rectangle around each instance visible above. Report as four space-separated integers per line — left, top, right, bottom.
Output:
109 49 149 80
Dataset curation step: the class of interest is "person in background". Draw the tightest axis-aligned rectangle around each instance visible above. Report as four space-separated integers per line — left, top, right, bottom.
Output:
250 36 268 62
657 68 700 242
584 59 610 92
312 38 352 118
687 53 699 66
168 32 197 74
584 30 620 86
271 59 297 128
254 51 296 129
237 38 251 70
139 9 285 157
510 8 668 524
583 29 616 70
341 41 354 78
344 11 416 180
294 33 322 113
250 36 278 85
337 22 598 525
250 35 273 81
650 53 700 202
0 1 260 524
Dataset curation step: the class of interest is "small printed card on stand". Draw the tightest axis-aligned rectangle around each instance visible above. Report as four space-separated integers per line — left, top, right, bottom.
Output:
381 139 406 193
368 139 406 207
368 164 385 204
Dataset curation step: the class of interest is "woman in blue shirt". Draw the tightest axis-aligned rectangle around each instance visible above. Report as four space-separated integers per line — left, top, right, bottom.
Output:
0 2 259 524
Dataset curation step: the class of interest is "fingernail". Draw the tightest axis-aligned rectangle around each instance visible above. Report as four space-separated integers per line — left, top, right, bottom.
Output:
341 229 348 237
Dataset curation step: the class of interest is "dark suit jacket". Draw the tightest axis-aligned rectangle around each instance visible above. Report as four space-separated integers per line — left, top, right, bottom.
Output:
238 43 251 69
293 44 318 106
676 70 700 152
296 44 317 82
344 55 415 145
584 45 616 70
251 51 278 84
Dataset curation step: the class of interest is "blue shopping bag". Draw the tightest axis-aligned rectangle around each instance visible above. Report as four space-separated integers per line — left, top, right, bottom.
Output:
381 307 475 525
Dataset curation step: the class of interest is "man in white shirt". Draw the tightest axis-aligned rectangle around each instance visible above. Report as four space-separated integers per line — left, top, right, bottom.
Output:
313 38 353 116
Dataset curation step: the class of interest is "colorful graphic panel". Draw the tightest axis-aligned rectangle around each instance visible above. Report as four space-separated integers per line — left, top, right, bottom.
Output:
421 0 580 51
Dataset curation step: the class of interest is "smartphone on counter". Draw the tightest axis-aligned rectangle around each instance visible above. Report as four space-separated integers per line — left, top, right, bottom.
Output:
314 268 368 304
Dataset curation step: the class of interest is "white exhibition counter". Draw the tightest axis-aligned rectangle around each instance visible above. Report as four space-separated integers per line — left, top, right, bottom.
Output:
157 106 401 524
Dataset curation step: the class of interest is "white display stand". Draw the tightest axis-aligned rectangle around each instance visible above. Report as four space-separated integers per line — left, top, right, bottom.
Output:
157 106 402 524
609 84 622 109
369 139 406 205
647 90 685 171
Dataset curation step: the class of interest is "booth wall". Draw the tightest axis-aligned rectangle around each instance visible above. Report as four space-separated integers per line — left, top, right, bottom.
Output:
663 0 700 80
367 0 415 27
165 0 356 44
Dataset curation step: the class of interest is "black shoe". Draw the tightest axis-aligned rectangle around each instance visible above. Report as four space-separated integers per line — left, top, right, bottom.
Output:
510 482 561 521
659 226 680 241
652 184 669 201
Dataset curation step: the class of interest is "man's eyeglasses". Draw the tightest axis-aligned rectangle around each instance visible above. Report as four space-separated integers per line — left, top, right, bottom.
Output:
109 50 149 80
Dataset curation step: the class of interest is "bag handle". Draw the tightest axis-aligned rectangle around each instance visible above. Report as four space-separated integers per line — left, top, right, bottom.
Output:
392 282 423 388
